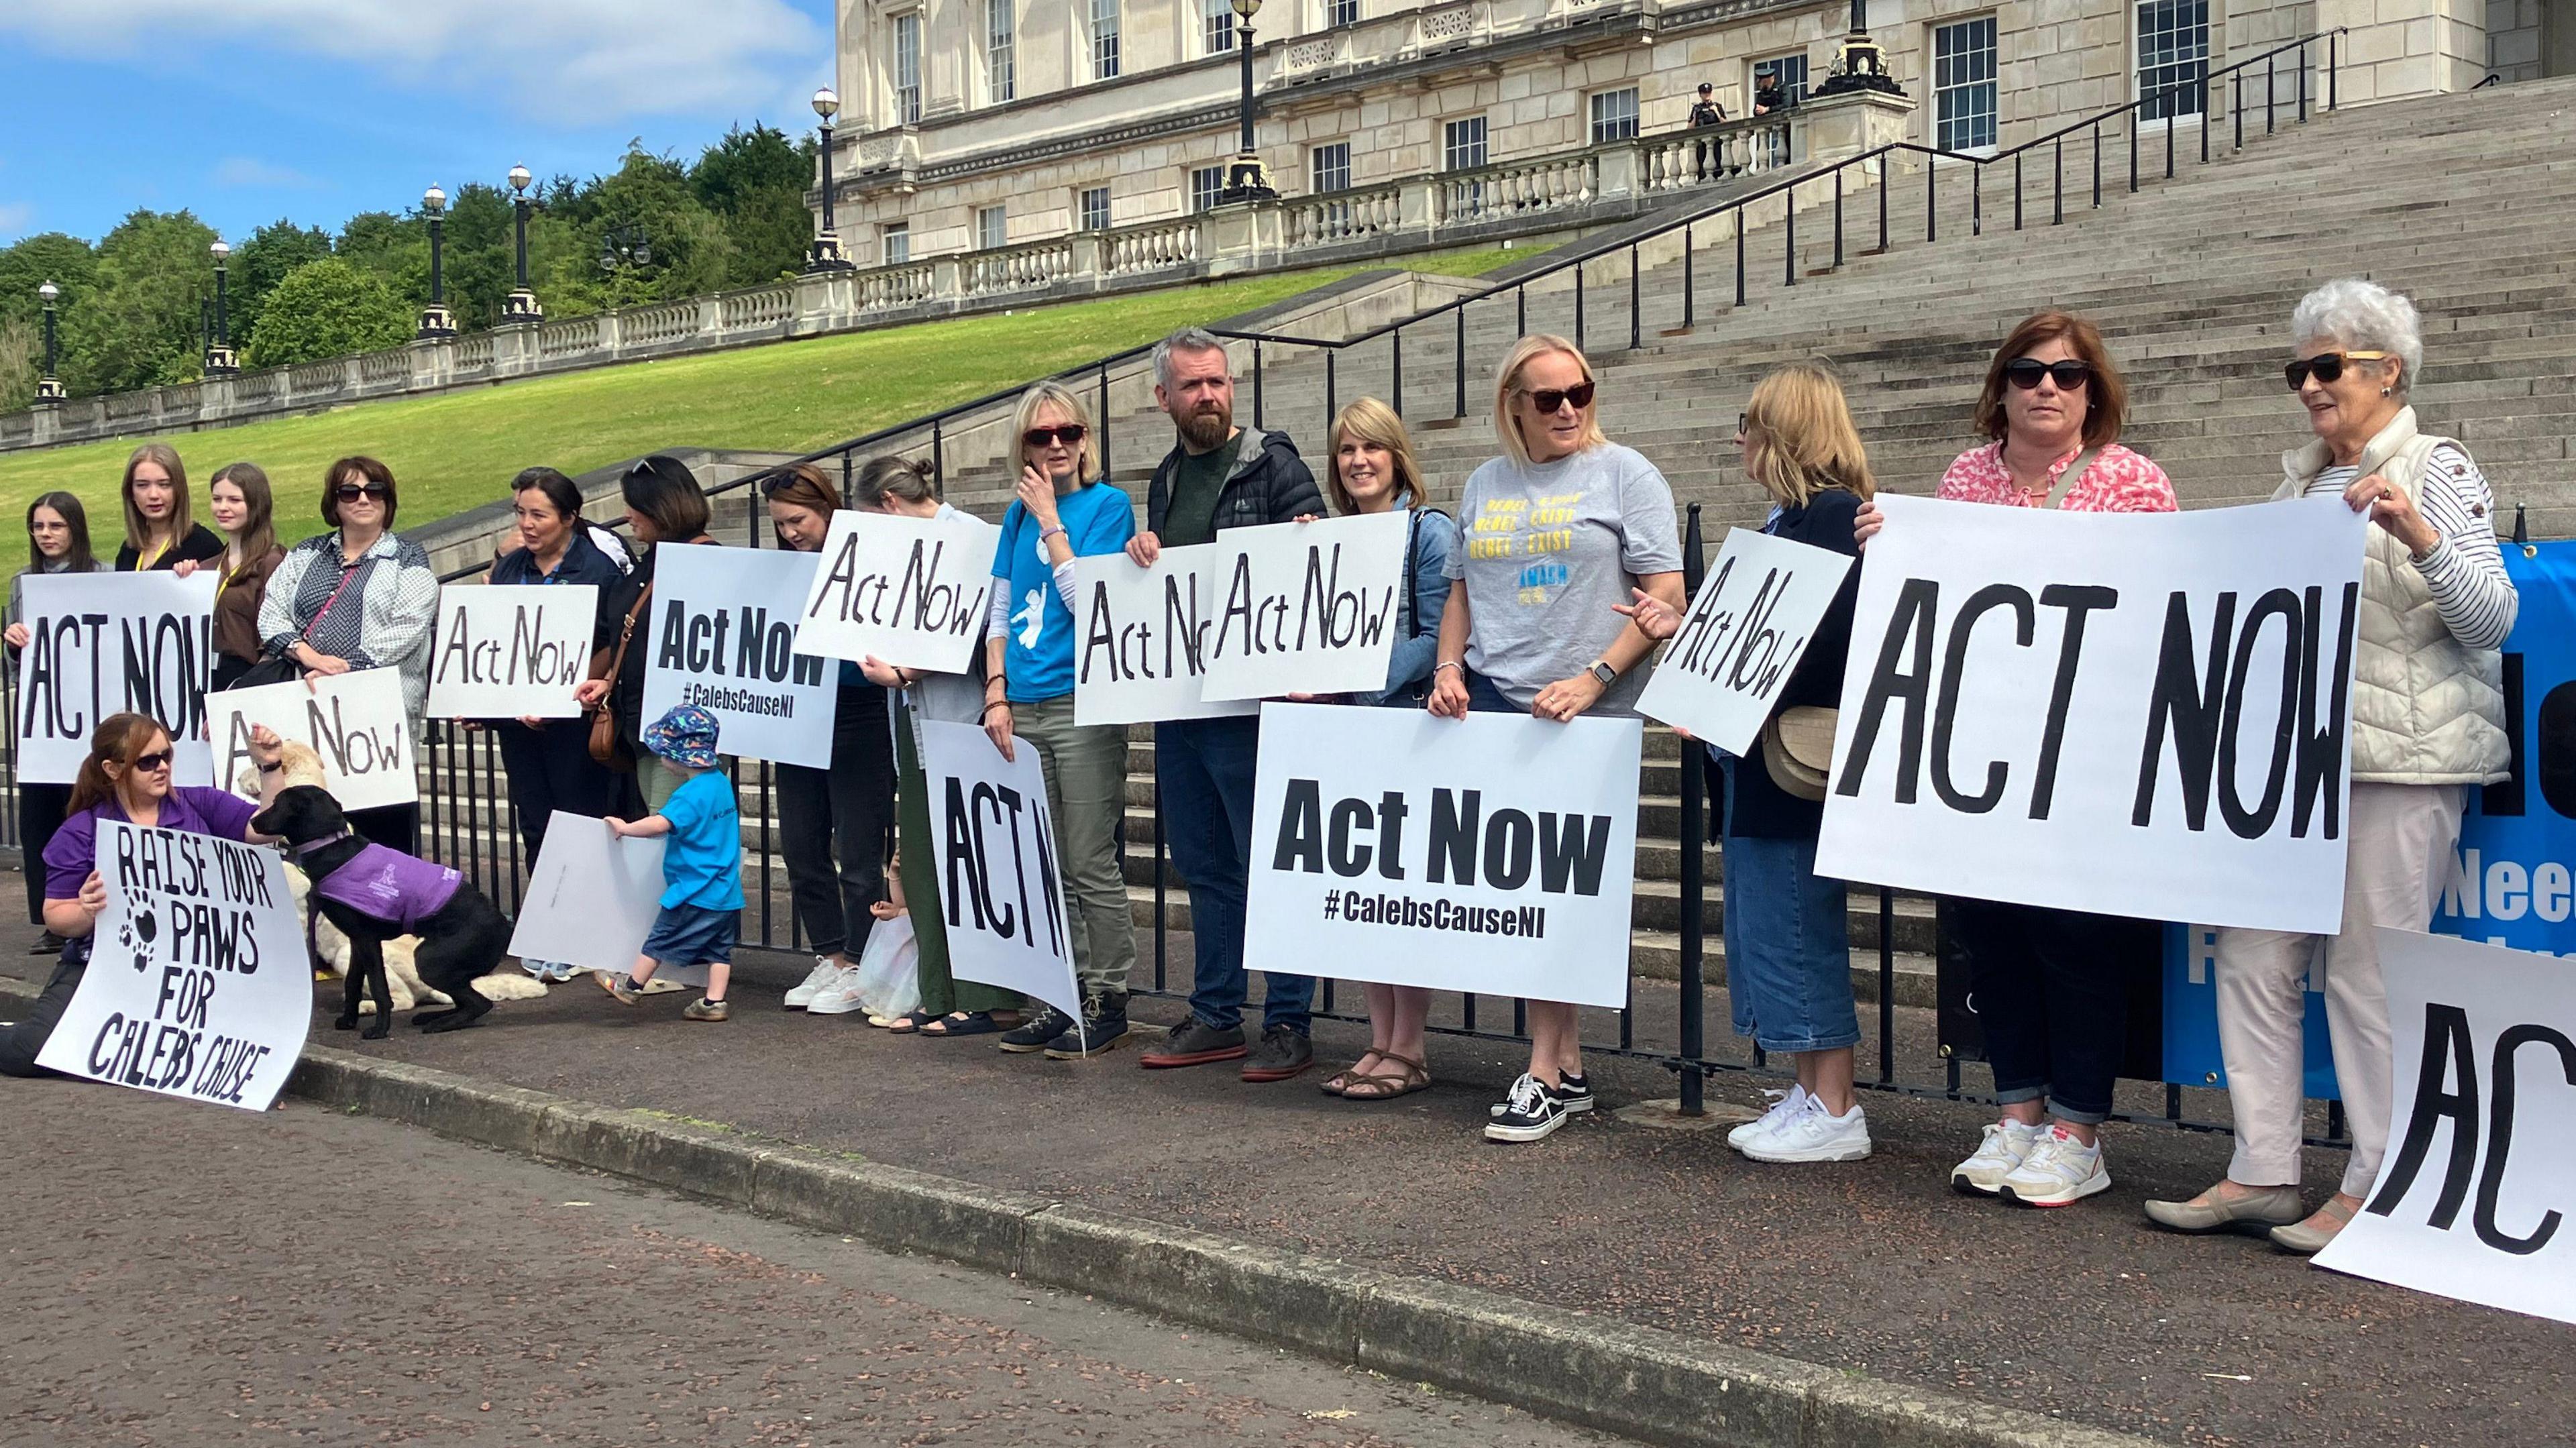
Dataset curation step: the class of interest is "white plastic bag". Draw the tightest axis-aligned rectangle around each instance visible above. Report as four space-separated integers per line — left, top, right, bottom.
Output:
850 914 921 1020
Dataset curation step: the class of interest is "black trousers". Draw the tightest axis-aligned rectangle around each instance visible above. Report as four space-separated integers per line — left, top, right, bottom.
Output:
1947 897 2133 1124
775 684 896 959
18 783 70 927
348 803 419 857
496 720 619 860
0 954 84 1078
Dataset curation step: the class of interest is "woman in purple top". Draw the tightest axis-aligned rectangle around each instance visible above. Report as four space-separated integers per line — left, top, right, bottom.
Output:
0 713 290 1077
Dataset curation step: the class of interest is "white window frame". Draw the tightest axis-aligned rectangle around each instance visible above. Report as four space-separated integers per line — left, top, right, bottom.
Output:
1588 87 1640 144
987 0 1016 104
1931 16 1999 154
1202 0 1236 54
892 11 923 125
1309 142 1351 194
1442 115 1488 172
977 204 1009 251
882 223 911 266
1190 165 1228 213
1330 0 1360 24
1079 186 1112 231
1091 0 1122 80
2133 0 2210 129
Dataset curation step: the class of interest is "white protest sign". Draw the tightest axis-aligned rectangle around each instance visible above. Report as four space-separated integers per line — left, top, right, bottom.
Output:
792 510 999 675
2312 929 2576 1324
13 571 217 785
1816 494 2367 934
506 812 701 985
208 667 417 810
1243 703 1643 1009
425 583 598 718
1200 514 1410 701
36 820 311 1111
916 719 1083 1021
1635 527 1855 756
1073 542 1259 726
640 543 838 768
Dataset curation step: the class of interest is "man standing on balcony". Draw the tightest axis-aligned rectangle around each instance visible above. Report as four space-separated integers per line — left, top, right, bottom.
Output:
1126 327 1326 1083
1688 82 1727 127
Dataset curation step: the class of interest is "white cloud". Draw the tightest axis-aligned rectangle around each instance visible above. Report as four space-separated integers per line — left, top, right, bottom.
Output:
213 156 323 189
2 1 828 125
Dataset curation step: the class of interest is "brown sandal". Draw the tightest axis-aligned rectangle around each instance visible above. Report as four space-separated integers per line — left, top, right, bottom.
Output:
1322 1052 1389 1097
1340 1053 1430 1101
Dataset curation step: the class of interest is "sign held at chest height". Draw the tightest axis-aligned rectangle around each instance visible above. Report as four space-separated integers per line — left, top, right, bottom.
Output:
641 543 838 768
15 571 217 786
915 720 1083 1023
38 821 311 1111
209 668 417 810
1635 527 1855 755
793 511 999 675
1073 543 1259 726
1817 494 2369 934
425 583 598 718
1200 514 1409 702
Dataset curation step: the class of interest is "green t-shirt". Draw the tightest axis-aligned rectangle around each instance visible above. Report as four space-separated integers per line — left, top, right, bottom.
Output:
1159 439 1235 547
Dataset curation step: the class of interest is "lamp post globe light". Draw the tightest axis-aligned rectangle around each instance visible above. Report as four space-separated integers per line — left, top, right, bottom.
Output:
205 239 238 377
418 184 456 339
806 87 855 272
36 281 64 406
503 163 544 323
1219 0 1276 202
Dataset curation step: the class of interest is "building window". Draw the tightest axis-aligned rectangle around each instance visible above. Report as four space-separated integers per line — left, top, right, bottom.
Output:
1309 142 1351 194
892 12 922 124
1080 186 1112 231
1589 87 1640 144
2136 0 2209 122
1203 0 1236 54
1091 0 1122 79
1332 0 1360 23
987 0 1016 103
1191 165 1228 213
977 204 1009 250
883 223 910 266
1933 17 1998 151
1443 116 1488 172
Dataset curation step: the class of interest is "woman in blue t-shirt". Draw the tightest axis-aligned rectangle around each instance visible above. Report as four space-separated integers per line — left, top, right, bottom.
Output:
977 381 1139 1056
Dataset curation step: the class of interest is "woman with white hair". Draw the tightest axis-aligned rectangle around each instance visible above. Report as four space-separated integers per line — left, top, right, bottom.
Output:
2144 278 2516 1254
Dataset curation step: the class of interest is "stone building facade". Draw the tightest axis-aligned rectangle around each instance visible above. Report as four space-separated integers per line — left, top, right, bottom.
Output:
820 0 2571 262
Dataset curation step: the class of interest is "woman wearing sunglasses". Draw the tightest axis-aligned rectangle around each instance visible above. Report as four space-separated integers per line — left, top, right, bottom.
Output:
258 455 440 853
1856 311 2176 1208
1430 334 1684 1143
2143 278 2515 1254
963 380 1138 1054
1 713 289 1078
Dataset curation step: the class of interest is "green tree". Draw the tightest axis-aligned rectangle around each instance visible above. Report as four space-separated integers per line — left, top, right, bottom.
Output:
0 232 99 332
242 257 413 368
230 219 335 349
60 209 219 396
691 123 818 285
546 145 736 314
0 318 38 413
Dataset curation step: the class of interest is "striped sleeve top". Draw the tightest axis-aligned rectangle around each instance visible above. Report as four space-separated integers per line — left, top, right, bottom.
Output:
2304 442 2518 650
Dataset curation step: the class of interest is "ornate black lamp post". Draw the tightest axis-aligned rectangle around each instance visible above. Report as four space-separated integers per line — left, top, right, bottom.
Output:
807 87 855 272
205 240 238 376
503 164 544 322
36 282 64 405
1813 0 1904 97
1218 0 1276 202
419 184 456 339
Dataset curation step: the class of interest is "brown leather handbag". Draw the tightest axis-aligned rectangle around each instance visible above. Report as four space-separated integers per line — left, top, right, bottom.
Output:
586 583 654 773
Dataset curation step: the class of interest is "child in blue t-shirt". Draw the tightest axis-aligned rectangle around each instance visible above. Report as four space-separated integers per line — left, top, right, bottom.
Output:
599 705 747 1021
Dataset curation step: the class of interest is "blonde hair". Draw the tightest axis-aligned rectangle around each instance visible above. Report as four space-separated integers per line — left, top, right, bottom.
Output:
1741 364 1876 506
1012 380 1099 485
1491 334 1606 467
121 443 192 553
1325 397 1426 513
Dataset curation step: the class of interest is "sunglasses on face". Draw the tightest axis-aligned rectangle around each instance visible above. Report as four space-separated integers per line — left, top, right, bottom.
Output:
1023 424 1088 448
127 749 174 773
2282 351 2391 390
335 483 392 502
1522 381 1596 414
2003 358 2093 392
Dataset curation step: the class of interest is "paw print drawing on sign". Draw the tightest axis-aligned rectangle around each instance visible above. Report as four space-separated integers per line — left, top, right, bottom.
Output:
119 902 159 972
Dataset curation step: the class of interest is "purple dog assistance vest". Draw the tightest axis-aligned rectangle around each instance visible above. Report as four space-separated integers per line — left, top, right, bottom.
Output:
314 842 464 934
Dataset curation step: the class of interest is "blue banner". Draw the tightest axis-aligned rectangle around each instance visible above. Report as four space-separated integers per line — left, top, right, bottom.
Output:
2161 539 2576 1093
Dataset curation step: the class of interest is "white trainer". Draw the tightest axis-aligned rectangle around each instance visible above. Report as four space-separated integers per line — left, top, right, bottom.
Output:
1727 1086 1810 1150
806 966 869 1016
1951 1119 2044 1195
783 957 841 1010
1739 1098 1872 1164
1998 1126 2111 1208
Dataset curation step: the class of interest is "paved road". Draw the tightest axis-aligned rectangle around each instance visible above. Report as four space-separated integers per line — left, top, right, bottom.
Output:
0 1084 1629 1448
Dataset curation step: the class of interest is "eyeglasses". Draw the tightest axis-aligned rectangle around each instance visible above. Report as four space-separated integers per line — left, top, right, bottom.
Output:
128 749 174 773
1022 424 1088 448
1521 381 1596 414
2003 358 2093 392
1735 412 1748 436
335 483 392 502
2282 351 2391 390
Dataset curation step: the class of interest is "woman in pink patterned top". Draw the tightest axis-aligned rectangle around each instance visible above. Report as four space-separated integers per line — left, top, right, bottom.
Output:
1856 311 2175 1211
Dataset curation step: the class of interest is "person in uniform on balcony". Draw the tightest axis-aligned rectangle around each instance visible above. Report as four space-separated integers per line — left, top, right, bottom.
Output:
112 443 225 573
1752 65 1788 115
1688 82 1727 127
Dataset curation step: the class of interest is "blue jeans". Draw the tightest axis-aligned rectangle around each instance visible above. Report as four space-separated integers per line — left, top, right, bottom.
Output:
1717 761 1858 1053
1158 714 1313 1034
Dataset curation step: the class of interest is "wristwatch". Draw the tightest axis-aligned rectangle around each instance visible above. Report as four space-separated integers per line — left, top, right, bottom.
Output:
1587 659 1617 687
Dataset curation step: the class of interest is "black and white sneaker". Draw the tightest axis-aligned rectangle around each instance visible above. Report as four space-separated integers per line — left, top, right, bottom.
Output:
1491 1070 1593 1117
1483 1072 1568 1143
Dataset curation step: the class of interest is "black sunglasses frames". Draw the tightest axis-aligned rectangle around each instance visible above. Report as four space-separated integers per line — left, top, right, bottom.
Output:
2282 351 2392 390
2003 358 2093 392
127 749 174 773
1522 381 1597 414
1023 424 1088 448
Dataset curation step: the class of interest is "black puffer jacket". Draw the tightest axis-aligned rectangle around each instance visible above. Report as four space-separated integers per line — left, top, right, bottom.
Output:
1146 426 1324 539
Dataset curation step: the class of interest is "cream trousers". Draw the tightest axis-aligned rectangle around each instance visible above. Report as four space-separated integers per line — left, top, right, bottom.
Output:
2212 782 2463 1199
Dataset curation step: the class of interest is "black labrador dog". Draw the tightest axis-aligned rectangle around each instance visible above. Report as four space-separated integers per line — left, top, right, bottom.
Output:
252 785 515 1040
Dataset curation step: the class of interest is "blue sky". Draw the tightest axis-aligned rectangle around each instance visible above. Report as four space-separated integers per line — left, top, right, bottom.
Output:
0 0 837 249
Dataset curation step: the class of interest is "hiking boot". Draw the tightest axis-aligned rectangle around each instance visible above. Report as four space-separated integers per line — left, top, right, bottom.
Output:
1240 1025 1315 1082
1000 1005 1074 1054
682 997 731 1022
1138 1017 1247 1068
1044 996 1132 1059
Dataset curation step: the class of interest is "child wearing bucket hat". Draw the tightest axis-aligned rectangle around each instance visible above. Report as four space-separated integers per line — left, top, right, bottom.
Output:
598 705 745 1021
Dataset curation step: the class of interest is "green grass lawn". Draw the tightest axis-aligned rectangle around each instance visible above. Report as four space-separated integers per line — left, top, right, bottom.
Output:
0 247 1517 550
